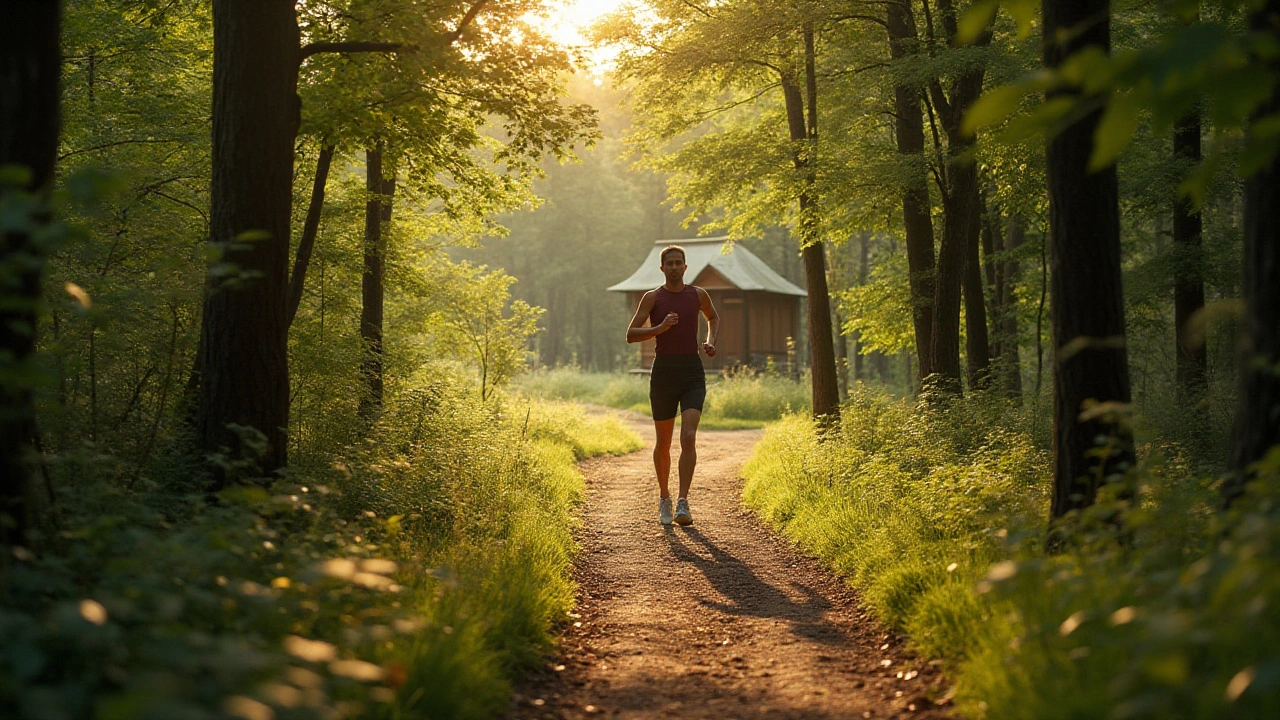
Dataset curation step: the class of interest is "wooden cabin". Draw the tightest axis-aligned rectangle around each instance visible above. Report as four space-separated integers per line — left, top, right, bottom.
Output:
608 237 806 371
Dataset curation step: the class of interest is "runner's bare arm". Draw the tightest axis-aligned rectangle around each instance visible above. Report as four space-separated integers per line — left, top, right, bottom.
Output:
698 287 719 357
627 291 678 343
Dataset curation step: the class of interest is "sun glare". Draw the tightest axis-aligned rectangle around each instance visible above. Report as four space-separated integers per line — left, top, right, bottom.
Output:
528 0 629 77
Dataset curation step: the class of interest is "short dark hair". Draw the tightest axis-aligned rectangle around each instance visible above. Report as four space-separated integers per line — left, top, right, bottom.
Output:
660 245 686 263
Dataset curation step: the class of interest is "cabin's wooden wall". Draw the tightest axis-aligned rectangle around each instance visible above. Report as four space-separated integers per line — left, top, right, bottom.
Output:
622 284 800 372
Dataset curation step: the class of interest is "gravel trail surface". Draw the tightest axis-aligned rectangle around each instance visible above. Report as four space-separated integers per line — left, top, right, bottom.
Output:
510 414 951 720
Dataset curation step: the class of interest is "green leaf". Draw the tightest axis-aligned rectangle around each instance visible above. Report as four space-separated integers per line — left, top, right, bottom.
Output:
235 229 272 242
1006 0 1038 37
1059 47 1111 90
0 164 33 187
1207 65 1276 128
957 0 999 46
1000 97 1078 144
1089 91 1144 171
1240 115 1280 177
1176 152 1221 208
964 84 1033 136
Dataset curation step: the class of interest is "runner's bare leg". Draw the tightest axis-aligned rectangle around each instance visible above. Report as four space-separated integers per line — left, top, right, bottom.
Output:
653 417 676 499
677 408 701 499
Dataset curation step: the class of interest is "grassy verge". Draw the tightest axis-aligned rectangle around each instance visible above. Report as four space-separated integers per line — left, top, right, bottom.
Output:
741 391 1280 719
0 380 640 719
516 367 809 429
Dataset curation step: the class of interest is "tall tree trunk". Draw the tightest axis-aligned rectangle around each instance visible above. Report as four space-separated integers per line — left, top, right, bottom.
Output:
1224 0 1280 507
927 0 990 395
781 26 840 422
981 195 1001 363
287 143 335 327
199 0 299 484
887 1 937 381
0 2 61 546
1043 0 1135 524
1000 217 1025 400
1173 111 1206 400
853 232 870 383
963 186 992 390
359 142 394 420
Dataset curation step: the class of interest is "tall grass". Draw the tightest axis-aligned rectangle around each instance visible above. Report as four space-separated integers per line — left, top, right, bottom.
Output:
0 374 641 719
516 366 810 427
742 391 1280 719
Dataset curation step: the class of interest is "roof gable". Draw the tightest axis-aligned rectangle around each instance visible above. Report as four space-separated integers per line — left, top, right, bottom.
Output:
607 237 806 296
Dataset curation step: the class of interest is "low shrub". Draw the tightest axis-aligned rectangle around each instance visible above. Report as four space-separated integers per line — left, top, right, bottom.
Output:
516 367 810 427
0 375 641 720
741 390 1280 718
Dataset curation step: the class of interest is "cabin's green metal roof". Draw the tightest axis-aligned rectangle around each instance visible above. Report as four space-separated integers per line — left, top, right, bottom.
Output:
606 237 806 296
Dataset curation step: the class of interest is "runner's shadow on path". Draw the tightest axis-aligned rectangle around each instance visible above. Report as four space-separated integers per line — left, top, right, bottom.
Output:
663 526 842 645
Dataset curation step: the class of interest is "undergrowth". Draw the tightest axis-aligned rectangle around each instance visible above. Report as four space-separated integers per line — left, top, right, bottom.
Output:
742 390 1280 719
516 366 810 428
0 375 640 720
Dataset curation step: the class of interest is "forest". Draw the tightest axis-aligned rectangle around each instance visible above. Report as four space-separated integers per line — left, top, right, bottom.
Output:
2 0 1279 719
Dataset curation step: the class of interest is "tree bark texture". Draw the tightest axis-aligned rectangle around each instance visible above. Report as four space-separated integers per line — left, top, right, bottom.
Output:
887 1 937 381
360 142 394 420
198 0 299 483
780 29 840 422
854 232 870 383
287 143 335 327
1225 0 1280 506
1044 0 1135 520
980 195 1001 365
1000 217 1025 400
962 187 992 390
0 2 61 546
1172 112 1206 399
928 0 990 394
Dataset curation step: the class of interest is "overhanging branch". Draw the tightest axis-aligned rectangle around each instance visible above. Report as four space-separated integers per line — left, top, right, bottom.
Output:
299 41 402 62
444 0 490 44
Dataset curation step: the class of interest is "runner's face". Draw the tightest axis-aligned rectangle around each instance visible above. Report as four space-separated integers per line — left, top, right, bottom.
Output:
661 253 686 282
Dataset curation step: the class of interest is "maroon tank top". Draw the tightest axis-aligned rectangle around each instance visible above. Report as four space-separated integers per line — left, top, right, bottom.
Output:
649 285 701 355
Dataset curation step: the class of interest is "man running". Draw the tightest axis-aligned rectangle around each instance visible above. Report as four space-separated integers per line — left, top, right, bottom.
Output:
626 245 719 526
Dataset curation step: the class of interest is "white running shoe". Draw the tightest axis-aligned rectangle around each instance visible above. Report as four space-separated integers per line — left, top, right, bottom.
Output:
659 497 674 525
674 498 693 526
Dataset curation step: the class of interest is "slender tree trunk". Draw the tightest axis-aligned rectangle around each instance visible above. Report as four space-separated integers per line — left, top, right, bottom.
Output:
928 0 990 395
0 2 61 546
1224 0 1280 506
887 1 937 381
1043 0 1135 524
834 300 849 401
982 195 1001 363
780 27 840 422
962 184 992 390
1001 217 1025 400
1173 112 1206 400
853 232 870 383
287 143 335 327
360 142 394 420
199 0 299 483
830 238 851 400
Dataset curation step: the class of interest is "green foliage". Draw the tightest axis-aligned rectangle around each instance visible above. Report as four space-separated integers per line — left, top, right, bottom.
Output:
430 262 543 401
705 368 812 422
515 367 648 407
515 367 811 427
839 250 916 356
0 377 639 719
743 393 1280 718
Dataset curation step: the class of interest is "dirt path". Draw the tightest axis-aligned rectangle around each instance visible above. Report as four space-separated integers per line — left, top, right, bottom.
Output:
510 414 951 720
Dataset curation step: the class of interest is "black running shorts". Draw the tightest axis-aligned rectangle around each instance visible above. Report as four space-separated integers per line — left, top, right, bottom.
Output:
649 354 706 421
